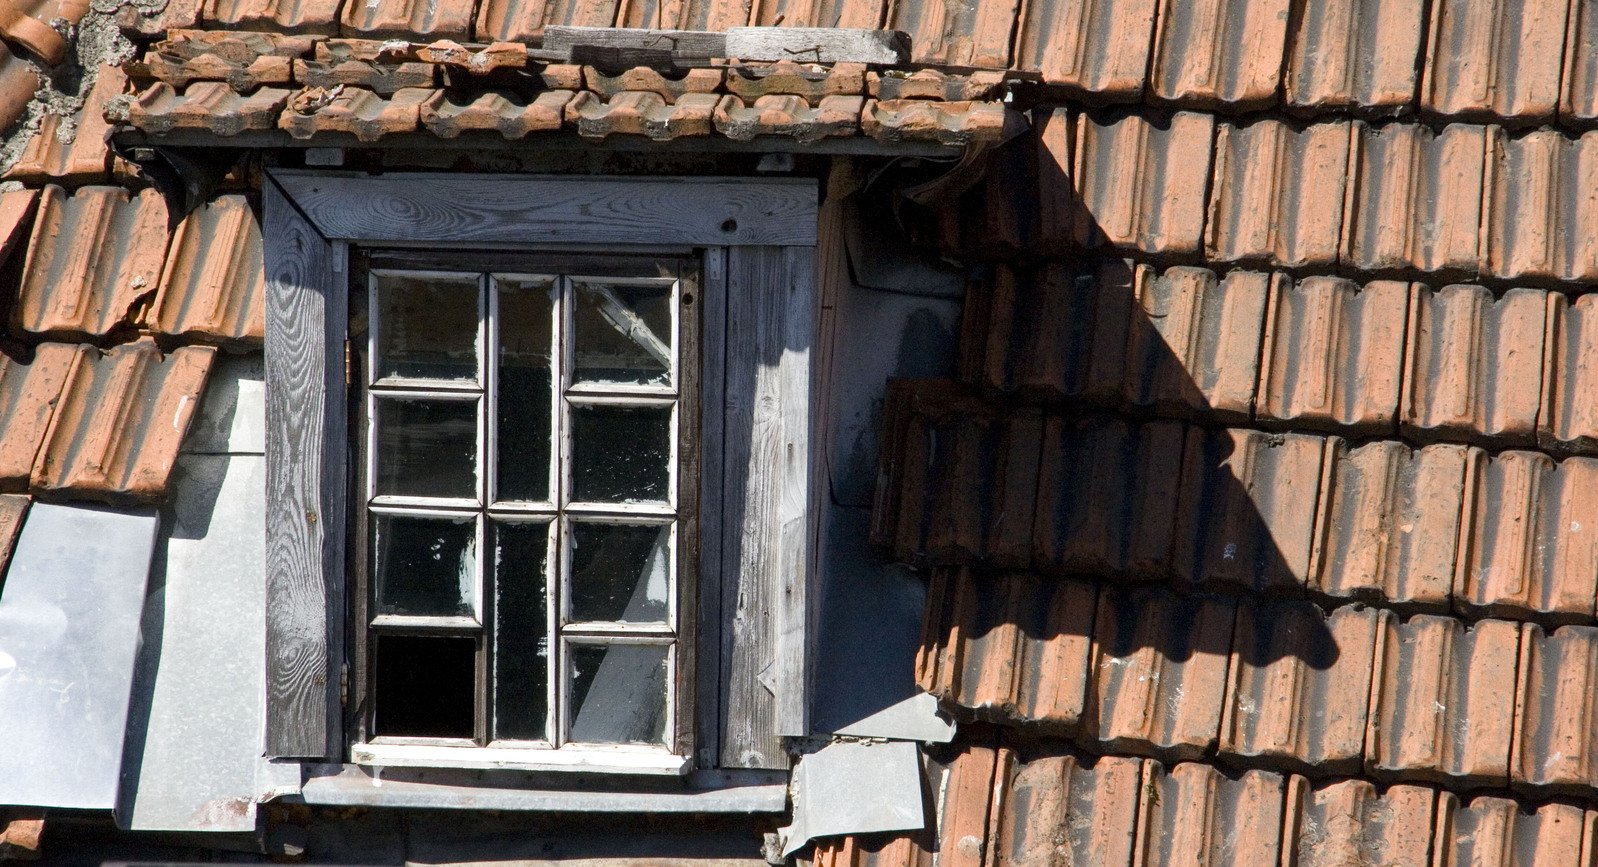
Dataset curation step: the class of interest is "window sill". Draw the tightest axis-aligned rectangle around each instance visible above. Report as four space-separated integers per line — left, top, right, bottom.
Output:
351 743 690 776
295 764 789 814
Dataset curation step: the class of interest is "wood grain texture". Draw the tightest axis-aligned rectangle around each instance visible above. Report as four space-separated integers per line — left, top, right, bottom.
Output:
697 247 728 769
543 25 729 56
272 171 818 247
264 177 347 759
772 243 815 737
725 26 909 63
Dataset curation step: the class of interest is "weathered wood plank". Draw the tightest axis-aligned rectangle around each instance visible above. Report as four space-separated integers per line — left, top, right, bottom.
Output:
697 247 728 769
771 243 815 737
720 245 788 770
725 26 909 63
544 25 729 57
273 172 817 248
264 177 346 759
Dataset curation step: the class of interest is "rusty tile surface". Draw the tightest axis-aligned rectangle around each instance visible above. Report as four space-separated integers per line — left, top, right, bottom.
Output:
886 0 1018 68
1071 110 1214 255
1421 0 1570 123
1312 440 1469 609
203 0 343 33
1221 602 1387 774
151 194 265 344
15 185 171 341
1085 585 1235 760
0 344 85 491
1341 122 1489 273
129 81 293 136
1484 128 1598 283
1284 778 1437 866
1542 294 1598 456
1011 0 1154 97
1174 427 1332 593
1457 449 1598 621
1143 763 1290 865
1366 614 1521 786
1399 284 1547 448
1148 0 1290 110
1206 119 1354 268
418 88 573 137
1255 276 1409 433
1285 0 1424 114
1511 624 1598 791
1440 795 1596 864
340 0 474 38
32 340 215 503
5 65 122 184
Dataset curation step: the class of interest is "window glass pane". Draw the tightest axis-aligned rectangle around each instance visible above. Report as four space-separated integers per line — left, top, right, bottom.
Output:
492 520 550 741
568 643 669 746
373 514 476 617
569 404 671 503
374 397 478 499
374 273 480 382
572 280 673 386
568 522 670 624
495 279 555 502
373 634 476 738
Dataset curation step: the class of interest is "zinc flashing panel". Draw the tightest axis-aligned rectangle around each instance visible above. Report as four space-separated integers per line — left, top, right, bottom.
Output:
0 501 159 809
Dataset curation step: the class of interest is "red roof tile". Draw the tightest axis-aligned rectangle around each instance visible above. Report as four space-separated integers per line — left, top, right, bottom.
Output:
151 194 265 344
1511 624 1598 792
418 88 573 137
1542 293 1598 456
130 81 294 136
1070 110 1214 255
1284 0 1424 114
0 494 27 576
340 0 475 39
1145 763 1291 865
202 0 342 34
1341 122 1489 274
0 344 82 491
1147 0 1290 110
280 85 431 140
1126 266 1266 423
1011 0 1154 98
1285 778 1436 866
989 746 1149 865
1206 118 1354 268
1420 0 1569 123
886 0 1017 68
4 65 123 184
1485 128 1598 284
1440 794 1598 865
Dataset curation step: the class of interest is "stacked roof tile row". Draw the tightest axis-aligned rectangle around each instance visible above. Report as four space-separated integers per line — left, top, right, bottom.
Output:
952 109 1598 288
815 734 1598 867
119 33 1017 145
917 568 1598 792
957 260 1598 455
874 381 1598 623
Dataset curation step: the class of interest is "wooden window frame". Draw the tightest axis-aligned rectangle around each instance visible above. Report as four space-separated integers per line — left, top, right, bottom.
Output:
264 170 819 776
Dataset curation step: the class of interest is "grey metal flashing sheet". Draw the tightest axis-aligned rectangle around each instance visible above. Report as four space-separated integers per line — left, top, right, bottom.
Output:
781 740 924 855
0 502 159 809
119 451 266 831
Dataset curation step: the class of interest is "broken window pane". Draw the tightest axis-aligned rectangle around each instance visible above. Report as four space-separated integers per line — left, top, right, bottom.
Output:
569 404 670 503
568 522 670 624
495 279 555 503
373 513 477 618
373 634 476 738
374 397 478 500
568 642 669 746
492 520 551 741
572 280 674 386
374 273 480 382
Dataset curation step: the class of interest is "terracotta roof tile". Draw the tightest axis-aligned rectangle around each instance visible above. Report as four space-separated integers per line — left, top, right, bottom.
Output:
31 339 215 503
202 0 342 34
412 39 529 72
1206 118 1355 268
151 194 265 344
915 409 1040 568
0 46 38 144
1145 763 1291 865
1366 614 1522 786
1148 0 1290 110
0 344 85 491
859 98 1015 146
1255 276 1409 434
1341 122 1489 274
1458 449 1598 621
0 186 39 264
1511 624 1598 792
0 494 27 576
865 69 999 102
989 746 1149 865
1284 0 1424 115
712 93 861 142
4 65 123 184
1070 110 1214 255
293 56 437 94
418 88 573 137
612 0 747 30
127 38 296 91
280 85 430 140
564 90 718 140
1562 0 1598 127
1484 128 1598 283
1285 778 1437 866
1542 294 1598 456
1220 602 1387 774
1399 284 1548 448
934 732 998 867
1011 0 1154 97
339 0 474 39
1124 265 1266 422
1420 0 1569 123
887 0 1017 68
1441 794 1598 864
1174 427 1332 593
725 60 863 102
811 835 930 867
473 0 619 42
1312 440 1470 608
581 65 722 99
1086 585 1235 760
15 185 171 341
129 81 293 136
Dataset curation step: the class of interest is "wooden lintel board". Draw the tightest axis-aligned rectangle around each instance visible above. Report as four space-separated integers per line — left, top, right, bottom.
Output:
725 27 910 64
543 26 728 57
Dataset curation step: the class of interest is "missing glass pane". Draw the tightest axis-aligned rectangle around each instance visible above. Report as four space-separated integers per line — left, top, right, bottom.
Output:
568 643 669 746
495 279 555 503
373 273 480 382
373 634 477 738
569 404 671 504
572 280 674 386
492 520 551 741
374 397 478 500
568 522 671 624
373 513 477 617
